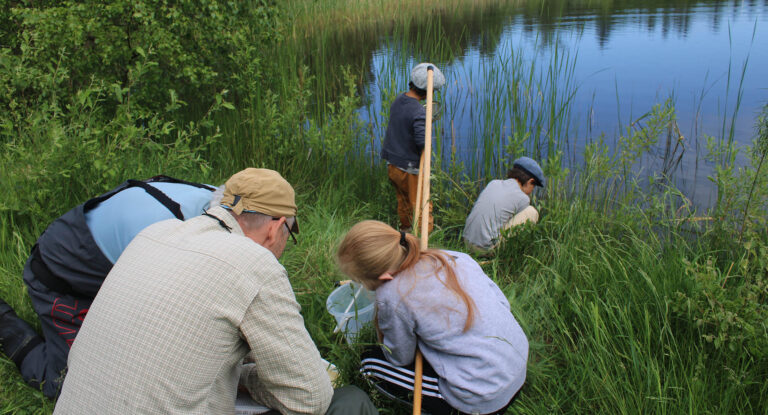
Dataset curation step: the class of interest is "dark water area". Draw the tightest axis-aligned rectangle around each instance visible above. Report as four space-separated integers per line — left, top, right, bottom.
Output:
300 0 768 208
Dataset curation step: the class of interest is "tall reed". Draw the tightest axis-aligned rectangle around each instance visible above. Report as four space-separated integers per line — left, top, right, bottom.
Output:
1 1 766 414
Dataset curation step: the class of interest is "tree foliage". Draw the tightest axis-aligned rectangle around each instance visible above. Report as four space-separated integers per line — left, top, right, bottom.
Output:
1 0 281 117
0 0 282 225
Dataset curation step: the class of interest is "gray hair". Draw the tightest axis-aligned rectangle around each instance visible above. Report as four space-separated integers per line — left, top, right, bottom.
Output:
235 211 295 236
209 185 226 209
235 211 273 233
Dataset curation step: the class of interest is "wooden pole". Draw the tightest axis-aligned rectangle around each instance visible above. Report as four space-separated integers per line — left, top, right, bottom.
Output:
412 66 434 415
419 67 434 247
412 152 425 236
413 353 424 414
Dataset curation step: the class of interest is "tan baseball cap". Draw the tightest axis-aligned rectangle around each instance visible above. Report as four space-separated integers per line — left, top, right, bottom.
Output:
220 168 299 233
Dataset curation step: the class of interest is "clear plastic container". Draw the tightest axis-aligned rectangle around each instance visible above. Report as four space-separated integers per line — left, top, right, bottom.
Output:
326 282 375 344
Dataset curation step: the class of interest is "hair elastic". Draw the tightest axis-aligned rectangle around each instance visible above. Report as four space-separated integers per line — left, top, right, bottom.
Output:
399 231 407 247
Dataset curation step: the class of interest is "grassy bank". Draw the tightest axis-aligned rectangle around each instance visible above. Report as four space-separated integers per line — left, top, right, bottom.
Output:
288 164 768 414
2 0 767 414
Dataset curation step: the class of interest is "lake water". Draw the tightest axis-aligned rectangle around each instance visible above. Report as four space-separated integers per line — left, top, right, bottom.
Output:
305 0 768 208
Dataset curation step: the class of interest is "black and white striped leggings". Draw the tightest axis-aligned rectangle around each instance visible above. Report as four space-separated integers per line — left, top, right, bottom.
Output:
360 347 517 415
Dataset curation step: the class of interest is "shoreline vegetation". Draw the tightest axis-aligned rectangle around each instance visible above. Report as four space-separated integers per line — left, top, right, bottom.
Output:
1 0 766 413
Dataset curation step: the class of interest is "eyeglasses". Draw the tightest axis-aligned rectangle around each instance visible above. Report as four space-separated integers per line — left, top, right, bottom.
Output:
273 217 297 245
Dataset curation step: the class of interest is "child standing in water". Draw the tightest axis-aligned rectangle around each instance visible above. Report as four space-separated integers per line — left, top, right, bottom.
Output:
337 220 528 415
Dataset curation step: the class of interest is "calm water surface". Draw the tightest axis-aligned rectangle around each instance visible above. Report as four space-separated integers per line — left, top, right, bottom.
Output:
313 1 768 207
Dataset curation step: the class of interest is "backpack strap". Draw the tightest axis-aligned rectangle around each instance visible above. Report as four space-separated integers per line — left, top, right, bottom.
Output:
83 176 214 220
145 175 216 191
124 179 184 220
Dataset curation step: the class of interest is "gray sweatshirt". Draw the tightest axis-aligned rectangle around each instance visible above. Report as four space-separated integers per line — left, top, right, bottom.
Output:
376 250 528 413
463 179 530 250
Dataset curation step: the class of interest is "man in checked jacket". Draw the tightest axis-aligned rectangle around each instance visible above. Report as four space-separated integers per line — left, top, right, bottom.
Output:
53 168 377 415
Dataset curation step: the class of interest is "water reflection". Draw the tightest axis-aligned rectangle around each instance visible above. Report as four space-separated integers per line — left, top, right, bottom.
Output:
296 0 767 107
293 0 768 207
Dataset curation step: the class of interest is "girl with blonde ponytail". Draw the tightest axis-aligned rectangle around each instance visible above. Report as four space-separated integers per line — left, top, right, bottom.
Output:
337 220 529 415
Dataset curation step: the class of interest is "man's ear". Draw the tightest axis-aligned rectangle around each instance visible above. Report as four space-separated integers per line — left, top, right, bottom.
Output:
265 217 284 244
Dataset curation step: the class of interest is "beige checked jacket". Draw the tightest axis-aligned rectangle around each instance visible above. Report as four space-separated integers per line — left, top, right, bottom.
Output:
54 207 333 414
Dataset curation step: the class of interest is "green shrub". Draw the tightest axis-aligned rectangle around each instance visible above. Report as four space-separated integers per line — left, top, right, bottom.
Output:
0 55 226 227
1 0 281 117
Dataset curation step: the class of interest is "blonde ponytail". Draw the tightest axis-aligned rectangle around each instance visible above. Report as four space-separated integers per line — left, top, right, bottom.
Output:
337 220 476 331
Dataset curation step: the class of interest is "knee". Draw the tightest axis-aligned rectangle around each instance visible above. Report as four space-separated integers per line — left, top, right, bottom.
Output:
522 205 539 223
327 385 378 414
510 206 539 227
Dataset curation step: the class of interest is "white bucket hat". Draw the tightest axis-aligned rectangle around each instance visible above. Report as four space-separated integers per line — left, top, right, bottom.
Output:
410 63 446 90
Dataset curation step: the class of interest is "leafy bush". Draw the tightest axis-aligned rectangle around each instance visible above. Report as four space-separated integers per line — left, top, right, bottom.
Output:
673 253 767 356
0 64 226 227
1 0 281 117
0 0 284 226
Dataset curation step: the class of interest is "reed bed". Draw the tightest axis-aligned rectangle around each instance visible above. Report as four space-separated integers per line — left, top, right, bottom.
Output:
285 0 520 38
1 0 766 414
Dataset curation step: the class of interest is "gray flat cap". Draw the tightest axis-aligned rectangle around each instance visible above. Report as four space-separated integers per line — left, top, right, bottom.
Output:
410 63 446 90
513 156 546 188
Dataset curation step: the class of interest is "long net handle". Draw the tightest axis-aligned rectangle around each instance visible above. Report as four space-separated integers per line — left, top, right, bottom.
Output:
412 152 425 234
412 66 434 415
419 68 434 248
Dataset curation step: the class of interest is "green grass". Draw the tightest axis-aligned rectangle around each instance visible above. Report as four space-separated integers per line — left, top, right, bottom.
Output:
1 151 766 415
1 225 53 414
288 179 765 414
1 0 767 413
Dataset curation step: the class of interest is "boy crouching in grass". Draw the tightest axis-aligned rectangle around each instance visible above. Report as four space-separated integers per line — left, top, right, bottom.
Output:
463 157 545 255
